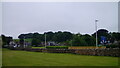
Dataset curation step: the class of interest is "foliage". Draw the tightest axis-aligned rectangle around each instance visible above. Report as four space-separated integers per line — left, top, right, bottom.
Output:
68 46 106 49
13 39 19 42
106 45 120 48
110 32 120 41
92 29 109 44
1 35 13 47
19 39 24 48
72 35 87 46
81 34 96 46
24 39 32 43
32 47 45 49
18 33 33 39
18 31 73 43
17 29 120 46
0 36 2 48
52 31 73 42
46 46 68 49
31 38 41 47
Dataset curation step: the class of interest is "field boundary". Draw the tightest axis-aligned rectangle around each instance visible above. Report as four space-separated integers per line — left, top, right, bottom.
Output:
7 47 120 57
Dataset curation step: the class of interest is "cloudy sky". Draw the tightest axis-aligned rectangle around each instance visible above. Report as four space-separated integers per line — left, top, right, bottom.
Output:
2 2 118 39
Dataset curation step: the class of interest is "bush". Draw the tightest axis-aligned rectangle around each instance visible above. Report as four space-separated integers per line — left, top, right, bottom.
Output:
72 36 87 46
46 46 68 49
106 45 120 48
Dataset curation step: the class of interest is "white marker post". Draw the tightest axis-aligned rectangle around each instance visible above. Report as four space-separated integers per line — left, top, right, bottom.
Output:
24 36 25 48
95 19 98 49
45 32 46 49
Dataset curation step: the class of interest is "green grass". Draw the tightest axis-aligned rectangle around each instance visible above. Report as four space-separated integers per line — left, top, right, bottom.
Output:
24 39 32 42
14 39 32 43
2 48 118 66
32 46 68 49
32 47 45 49
0 48 2 67
46 46 68 49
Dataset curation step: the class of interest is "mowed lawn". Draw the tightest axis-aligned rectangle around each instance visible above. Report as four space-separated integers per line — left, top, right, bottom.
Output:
0 48 2 67
2 48 118 66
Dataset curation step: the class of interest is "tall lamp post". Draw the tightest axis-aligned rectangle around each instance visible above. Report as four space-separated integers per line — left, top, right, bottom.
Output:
45 32 47 49
23 36 25 48
95 19 98 48
71 40 72 47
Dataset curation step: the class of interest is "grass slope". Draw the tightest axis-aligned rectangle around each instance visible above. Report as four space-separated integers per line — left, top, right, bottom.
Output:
0 48 2 67
2 48 118 66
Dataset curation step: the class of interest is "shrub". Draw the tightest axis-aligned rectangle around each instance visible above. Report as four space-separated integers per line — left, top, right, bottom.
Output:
106 45 120 48
46 46 68 49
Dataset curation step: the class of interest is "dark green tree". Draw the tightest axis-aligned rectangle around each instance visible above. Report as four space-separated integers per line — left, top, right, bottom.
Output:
52 31 73 42
111 32 120 41
72 34 87 46
31 38 41 47
45 31 54 41
81 34 96 46
1 35 7 46
92 29 109 44
19 38 24 48
1 34 13 47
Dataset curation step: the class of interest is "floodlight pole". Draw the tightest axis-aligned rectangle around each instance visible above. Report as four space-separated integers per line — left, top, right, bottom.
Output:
24 36 25 48
45 32 47 49
71 40 72 46
95 19 98 49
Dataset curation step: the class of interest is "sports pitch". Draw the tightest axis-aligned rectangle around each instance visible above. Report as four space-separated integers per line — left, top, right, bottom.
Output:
2 48 118 66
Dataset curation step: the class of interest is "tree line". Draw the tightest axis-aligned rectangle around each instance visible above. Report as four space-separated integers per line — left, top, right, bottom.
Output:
1 29 120 47
1 35 13 47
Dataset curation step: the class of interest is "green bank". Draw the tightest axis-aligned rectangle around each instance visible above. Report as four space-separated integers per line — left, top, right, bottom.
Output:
2 48 118 66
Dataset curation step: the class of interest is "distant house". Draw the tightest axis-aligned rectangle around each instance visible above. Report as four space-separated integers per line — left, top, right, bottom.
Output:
24 41 31 48
9 40 31 48
47 41 56 46
40 41 66 46
9 41 15 47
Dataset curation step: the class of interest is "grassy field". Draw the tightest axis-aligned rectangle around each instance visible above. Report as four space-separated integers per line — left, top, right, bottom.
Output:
0 48 2 67
2 48 118 66
32 47 45 49
32 46 106 49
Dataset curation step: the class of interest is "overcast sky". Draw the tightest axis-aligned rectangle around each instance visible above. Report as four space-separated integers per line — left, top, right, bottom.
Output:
2 2 118 39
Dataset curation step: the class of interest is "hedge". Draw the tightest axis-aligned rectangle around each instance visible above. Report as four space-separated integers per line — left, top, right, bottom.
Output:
46 46 68 49
106 45 120 48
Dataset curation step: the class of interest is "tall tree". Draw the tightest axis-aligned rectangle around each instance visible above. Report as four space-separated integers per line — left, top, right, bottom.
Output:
1 34 13 47
111 32 120 41
92 29 109 44
72 34 87 46
81 34 95 46
31 38 41 47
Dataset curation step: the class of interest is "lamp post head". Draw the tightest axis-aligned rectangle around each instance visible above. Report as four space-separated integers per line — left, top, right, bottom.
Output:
95 19 99 22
